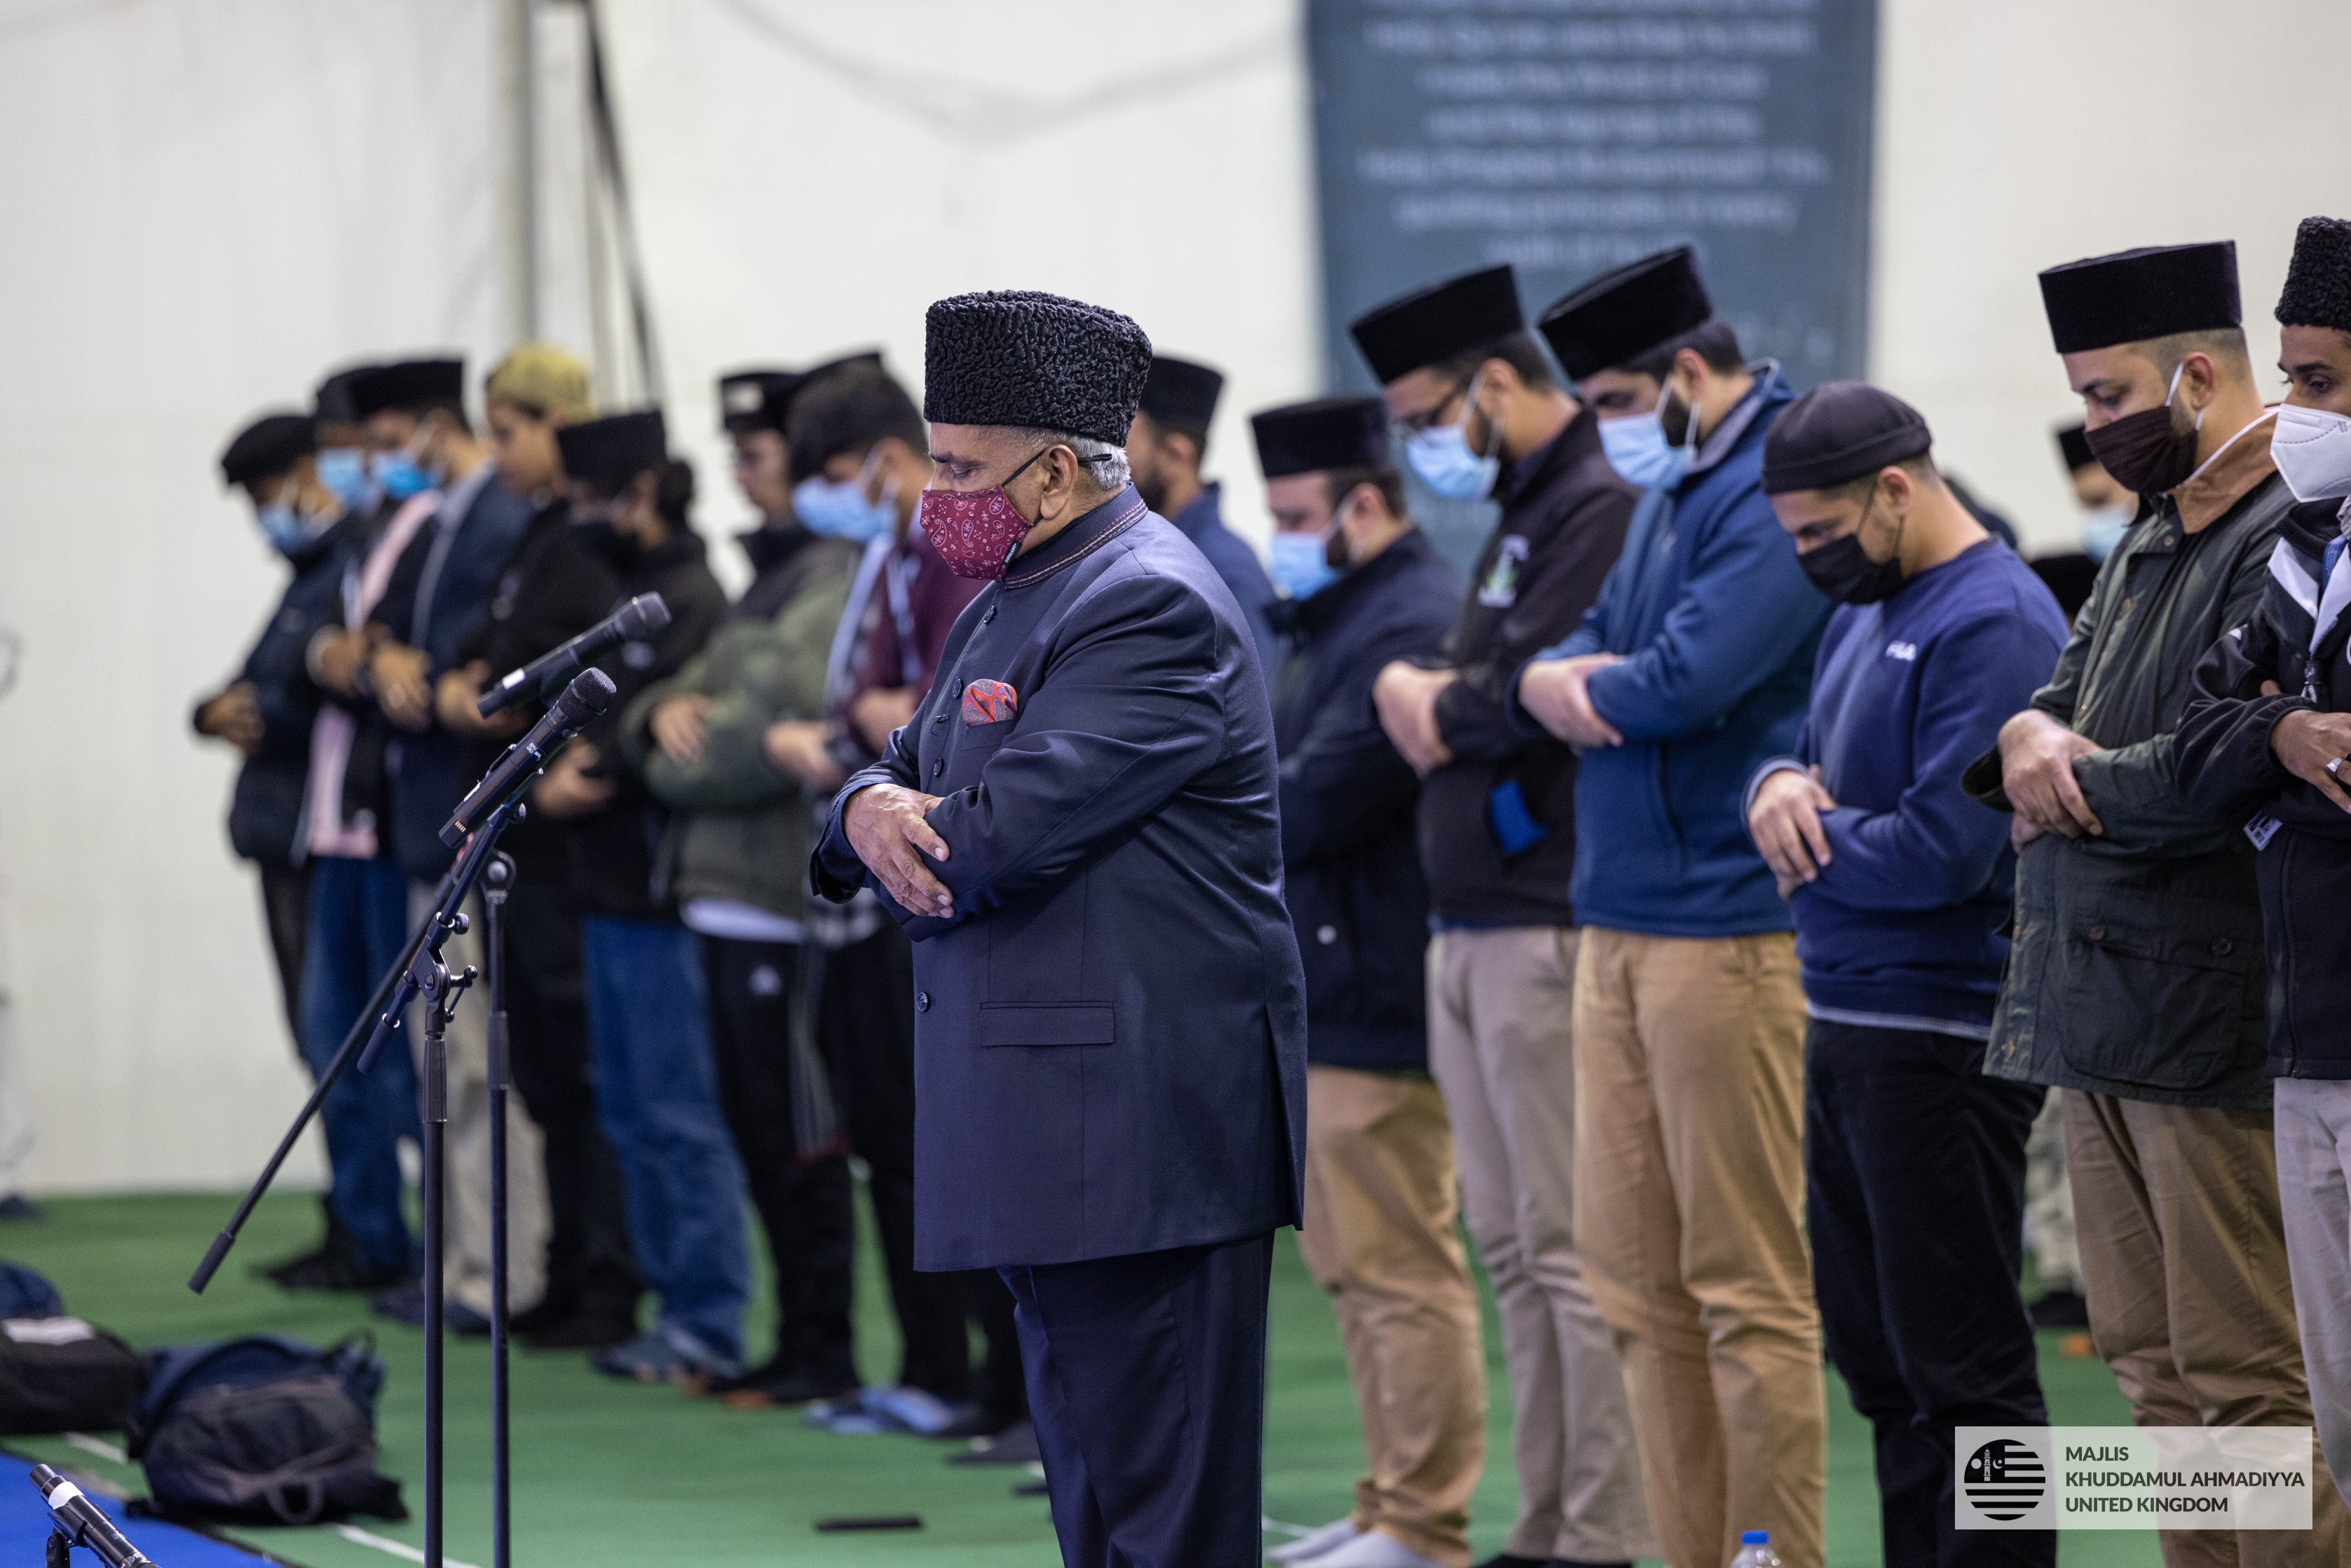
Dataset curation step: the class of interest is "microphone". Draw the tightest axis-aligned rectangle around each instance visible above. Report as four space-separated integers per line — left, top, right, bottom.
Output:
476 593 669 718
32 1466 157 1567
441 668 616 847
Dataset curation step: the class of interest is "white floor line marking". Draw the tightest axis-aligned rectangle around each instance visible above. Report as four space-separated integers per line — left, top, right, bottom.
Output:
63 1433 128 1464
335 1524 484 1568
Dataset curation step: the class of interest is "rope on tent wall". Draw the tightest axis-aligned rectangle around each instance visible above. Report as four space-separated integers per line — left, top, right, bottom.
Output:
582 0 664 402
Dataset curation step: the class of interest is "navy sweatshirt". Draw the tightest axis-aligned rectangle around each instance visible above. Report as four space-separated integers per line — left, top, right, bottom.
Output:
1750 540 2068 1034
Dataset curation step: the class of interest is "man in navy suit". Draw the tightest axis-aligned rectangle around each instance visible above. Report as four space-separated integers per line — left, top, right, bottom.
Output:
813 289 1308 1568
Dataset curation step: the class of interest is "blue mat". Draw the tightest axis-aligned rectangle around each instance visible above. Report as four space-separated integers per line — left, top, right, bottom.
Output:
0 1456 282 1566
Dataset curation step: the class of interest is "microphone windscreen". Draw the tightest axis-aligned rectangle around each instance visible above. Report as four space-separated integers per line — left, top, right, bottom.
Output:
564 667 619 718
617 593 671 637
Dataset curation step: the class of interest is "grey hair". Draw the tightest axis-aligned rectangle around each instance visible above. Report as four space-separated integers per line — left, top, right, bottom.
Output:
1011 427 1131 493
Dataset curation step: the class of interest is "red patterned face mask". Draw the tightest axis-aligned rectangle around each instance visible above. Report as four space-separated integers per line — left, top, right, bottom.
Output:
918 449 1047 580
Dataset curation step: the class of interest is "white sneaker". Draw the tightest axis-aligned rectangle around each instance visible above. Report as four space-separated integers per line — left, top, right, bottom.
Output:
1267 1518 1363 1563
1307 1529 1447 1568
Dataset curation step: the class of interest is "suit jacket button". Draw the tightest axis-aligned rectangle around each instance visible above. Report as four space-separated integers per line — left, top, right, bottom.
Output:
1316 925 1337 945
2086 923 2107 942
917 992 930 1011
2212 937 2234 956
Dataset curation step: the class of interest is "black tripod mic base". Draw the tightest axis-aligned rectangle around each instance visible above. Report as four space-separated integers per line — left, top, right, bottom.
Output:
189 1229 236 1294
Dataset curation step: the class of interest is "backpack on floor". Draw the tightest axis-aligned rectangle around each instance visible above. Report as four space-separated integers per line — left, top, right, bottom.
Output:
0 1316 146 1436
125 1333 405 1526
0 1260 64 1318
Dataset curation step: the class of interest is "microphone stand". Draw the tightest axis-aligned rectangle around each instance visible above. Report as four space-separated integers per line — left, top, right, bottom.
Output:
192 749 558 1568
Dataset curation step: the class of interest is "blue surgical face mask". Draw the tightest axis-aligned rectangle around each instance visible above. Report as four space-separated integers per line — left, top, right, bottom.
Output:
2080 503 2131 564
370 449 432 502
315 446 376 513
1269 529 1340 601
254 499 307 556
1599 386 1698 491
1403 371 1501 500
793 453 897 543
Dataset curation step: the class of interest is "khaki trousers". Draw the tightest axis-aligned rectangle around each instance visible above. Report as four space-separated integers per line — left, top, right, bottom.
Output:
409 887 548 1316
2065 1089 2351 1568
1297 1065 1487 1567
1572 927 1825 1568
1426 927 1653 1563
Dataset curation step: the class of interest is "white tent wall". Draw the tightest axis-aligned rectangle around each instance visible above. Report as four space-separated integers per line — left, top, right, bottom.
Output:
1 0 2347 1192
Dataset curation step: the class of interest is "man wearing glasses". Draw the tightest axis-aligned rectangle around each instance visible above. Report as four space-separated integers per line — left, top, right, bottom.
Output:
1355 265 1652 1568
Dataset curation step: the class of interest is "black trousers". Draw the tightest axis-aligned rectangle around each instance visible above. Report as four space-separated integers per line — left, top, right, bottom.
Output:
702 934 857 1383
1807 1018 2053 1568
1004 1232 1274 1568
501 871 639 1312
257 861 313 1051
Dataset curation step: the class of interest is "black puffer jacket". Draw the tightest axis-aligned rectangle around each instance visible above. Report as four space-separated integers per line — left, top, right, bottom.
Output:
2176 494 2351 1079
1272 528 1461 1071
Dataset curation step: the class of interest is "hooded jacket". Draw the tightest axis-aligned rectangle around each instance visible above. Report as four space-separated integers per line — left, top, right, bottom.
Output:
1515 364 1828 937
2176 493 2351 1080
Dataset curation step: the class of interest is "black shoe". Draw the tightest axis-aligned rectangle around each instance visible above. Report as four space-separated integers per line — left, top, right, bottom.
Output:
705 1359 861 1410
521 1303 639 1351
267 1225 408 1293
2031 1288 2091 1328
1476 1557 1551 1568
254 1199 350 1283
508 1291 578 1338
370 1282 491 1337
948 1419 1040 1466
0 1194 44 1223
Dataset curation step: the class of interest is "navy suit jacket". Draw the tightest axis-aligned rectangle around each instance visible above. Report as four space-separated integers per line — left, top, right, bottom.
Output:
815 485 1308 1271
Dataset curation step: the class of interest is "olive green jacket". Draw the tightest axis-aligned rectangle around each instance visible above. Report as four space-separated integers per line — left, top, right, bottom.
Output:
618 534 858 924
1966 422 2289 1109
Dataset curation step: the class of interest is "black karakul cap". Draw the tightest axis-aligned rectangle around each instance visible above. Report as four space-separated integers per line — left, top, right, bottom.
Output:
2277 217 2351 334
1139 355 1225 432
557 409 667 497
2038 242 2240 353
924 291 1152 445
1349 265 1523 385
313 364 378 428
348 357 466 419
718 369 805 435
1538 246 1713 380
220 411 318 487
1251 397 1391 479
2057 423 2095 473
1761 381 1932 496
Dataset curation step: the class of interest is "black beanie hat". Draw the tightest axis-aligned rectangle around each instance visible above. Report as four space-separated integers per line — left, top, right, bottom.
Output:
348 357 466 420
1761 381 1932 496
557 409 667 498
1537 247 1714 380
717 369 805 436
2277 217 2351 335
1349 266 1524 385
1138 355 1225 432
2038 242 2240 354
1251 397 1390 479
220 411 318 488
923 291 1152 445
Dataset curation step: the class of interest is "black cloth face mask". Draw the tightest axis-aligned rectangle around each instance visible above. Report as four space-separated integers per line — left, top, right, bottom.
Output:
1799 494 1907 604
2083 361 2202 497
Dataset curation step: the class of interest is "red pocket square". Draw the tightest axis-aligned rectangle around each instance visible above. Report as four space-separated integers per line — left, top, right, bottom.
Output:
961 679 1018 725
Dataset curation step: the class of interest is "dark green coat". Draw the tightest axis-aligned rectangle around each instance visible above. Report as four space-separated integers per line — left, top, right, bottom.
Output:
1966 456 2291 1110
619 531 858 924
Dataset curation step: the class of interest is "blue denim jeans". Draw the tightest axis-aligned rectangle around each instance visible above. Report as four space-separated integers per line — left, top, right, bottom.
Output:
579 915 751 1367
299 854 422 1276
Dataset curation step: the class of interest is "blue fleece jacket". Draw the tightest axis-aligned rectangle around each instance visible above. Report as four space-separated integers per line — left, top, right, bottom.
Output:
1513 365 1830 936
1755 540 2069 1032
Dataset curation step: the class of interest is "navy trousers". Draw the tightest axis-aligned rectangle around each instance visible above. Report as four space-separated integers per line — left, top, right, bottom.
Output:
1806 1018 2052 1568
1002 1230 1274 1568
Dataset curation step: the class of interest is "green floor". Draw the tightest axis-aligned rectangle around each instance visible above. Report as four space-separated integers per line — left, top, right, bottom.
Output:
0 1192 2157 1566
